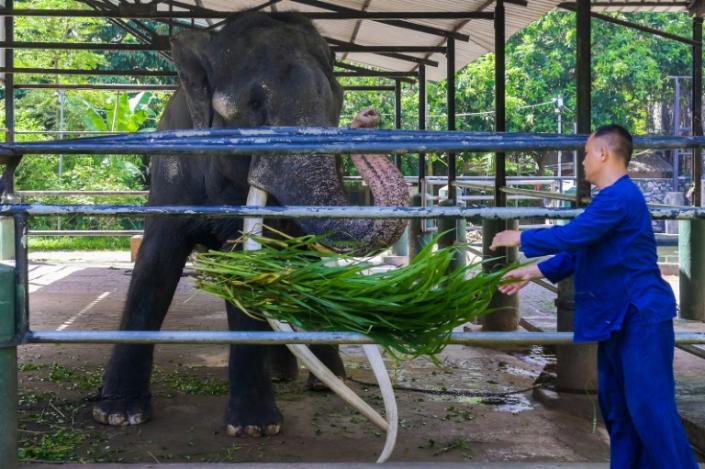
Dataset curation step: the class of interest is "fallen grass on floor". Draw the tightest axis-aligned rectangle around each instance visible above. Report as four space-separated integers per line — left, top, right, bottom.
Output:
28 236 131 251
196 231 514 358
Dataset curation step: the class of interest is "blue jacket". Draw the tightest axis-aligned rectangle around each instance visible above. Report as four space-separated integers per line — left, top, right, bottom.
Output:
520 175 675 342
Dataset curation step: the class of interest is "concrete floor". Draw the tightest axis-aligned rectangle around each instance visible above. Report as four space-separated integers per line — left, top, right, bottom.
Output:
10 250 705 465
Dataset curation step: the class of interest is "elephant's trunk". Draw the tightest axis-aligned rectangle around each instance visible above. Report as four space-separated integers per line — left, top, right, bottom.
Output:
347 153 409 248
248 152 409 252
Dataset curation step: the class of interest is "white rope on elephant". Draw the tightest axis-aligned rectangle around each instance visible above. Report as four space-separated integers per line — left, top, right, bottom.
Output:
244 186 398 464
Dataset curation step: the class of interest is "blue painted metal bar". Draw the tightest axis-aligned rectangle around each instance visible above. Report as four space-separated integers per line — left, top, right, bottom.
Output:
7 129 705 156
0 204 703 220
21 330 705 346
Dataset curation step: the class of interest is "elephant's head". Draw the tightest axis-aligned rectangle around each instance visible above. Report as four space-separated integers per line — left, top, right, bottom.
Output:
170 12 408 250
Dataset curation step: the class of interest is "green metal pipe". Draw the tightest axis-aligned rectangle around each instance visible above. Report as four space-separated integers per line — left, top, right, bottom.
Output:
679 219 705 320
481 219 519 331
0 264 17 469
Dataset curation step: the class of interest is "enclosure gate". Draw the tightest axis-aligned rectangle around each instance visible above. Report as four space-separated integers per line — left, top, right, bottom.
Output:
2 129 705 467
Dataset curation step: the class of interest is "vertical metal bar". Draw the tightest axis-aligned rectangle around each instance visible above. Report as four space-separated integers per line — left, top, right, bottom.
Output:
0 262 16 469
417 64 426 187
13 214 27 340
575 0 592 206
446 38 456 205
482 0 516 331
394 79 402 170
673 77 681 192
681 17 705 321
693 17 703 208
4 0 13 144
494 0 506 208
555 0 597 394
0 21 16 449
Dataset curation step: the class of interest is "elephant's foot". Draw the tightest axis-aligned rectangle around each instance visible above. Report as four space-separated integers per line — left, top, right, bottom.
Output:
306 370 347 392
269 345 299 382
225 399 282 437
305 345 346 392
92 395 152 426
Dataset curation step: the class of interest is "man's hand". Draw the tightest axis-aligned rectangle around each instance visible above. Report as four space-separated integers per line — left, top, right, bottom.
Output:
351 107 380 129
498 264 543 296
490 230 521 251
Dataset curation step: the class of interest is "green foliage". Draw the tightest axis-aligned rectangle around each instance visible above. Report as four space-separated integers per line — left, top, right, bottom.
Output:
28 236 131 250
196 231 512 357
339 11 691 177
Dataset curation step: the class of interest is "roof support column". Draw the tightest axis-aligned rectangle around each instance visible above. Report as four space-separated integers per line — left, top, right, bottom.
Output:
482 0 518 332
417 65 426 186
554 0 598 393
408 65 427 260
3 0 13 144
438 37 466 269
494 0 506 208
446 37 456 205
394 79 402 169
679 15 705 321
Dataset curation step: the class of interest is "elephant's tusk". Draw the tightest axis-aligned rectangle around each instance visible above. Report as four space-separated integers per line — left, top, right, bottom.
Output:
244 186 398 463
363 344 398 463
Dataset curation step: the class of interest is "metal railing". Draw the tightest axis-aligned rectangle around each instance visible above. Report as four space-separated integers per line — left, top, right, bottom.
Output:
2 128 705 467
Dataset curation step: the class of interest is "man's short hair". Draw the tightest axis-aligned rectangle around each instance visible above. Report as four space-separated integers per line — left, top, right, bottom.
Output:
593 124 633 165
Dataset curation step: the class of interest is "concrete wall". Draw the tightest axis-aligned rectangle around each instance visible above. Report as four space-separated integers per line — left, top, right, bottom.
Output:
632 177 693 232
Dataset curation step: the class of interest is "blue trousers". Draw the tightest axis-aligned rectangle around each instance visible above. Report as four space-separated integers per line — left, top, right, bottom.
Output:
598 316 698 469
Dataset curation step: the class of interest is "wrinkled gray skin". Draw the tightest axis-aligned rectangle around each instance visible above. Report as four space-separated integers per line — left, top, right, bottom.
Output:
92 12 408 437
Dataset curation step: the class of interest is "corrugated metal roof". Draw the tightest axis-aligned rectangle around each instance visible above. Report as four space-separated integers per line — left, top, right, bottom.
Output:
140 0 691 81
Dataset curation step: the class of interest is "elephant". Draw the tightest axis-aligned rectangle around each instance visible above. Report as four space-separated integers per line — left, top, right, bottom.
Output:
92 11 409 437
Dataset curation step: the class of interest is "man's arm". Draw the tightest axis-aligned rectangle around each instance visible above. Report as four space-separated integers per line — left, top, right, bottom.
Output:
536 252 576 284
491 190 624 257
498 253 575 296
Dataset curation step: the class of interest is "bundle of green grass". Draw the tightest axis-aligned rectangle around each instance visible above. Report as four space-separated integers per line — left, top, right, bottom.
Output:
195 232 511 357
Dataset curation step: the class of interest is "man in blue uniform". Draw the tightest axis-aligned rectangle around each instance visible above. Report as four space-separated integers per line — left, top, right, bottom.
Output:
490 124 698 468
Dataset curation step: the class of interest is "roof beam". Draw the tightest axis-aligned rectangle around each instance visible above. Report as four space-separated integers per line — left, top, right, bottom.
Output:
326 37 439 67
0 41 170 51
1 66 417 80
560 3 699 45
289 0 470 41
0 8 495 20
562 1 688 8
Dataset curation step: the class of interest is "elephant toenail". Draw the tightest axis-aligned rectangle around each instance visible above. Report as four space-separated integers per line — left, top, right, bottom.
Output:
108 413 126 426
226 424 242 437
266 424 281 435
92 406 108 424
244 425 262 437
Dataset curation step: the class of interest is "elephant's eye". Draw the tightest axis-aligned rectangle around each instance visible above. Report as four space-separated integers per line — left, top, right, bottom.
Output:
249 85 267 111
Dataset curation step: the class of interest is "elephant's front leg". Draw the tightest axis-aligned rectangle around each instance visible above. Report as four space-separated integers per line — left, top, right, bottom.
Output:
93 221 192 426
226 302 283 437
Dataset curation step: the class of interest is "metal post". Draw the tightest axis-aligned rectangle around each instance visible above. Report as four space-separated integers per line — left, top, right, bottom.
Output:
556 96 564 194
692 17 703 208
673 77 682 192
0 263 16 469
555 0 597 392
482 0 517 331
4 0 13 144
417 65 426 188
0 213 16 469
447 37 456 206
13 214 27 337
394 79 402 170
494 0 506 209
680 16 705 320
445 37 464 267
0 0 15 262
392 79 409 258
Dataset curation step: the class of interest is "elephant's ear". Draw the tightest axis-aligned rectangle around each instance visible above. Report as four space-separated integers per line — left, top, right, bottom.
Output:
170 30 215 129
